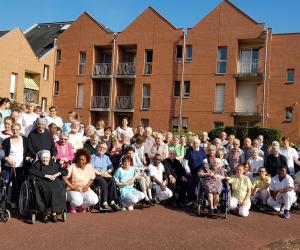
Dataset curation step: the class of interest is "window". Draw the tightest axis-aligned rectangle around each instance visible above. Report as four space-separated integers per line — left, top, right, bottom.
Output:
176 45 183 62
174 81 190 98
285 107 293 122
215 84 225 112
217 47 227 74
172 117 188 131
10 73 17 99
214 122 224 128
287 69 295 83
142 84 151 110
79 52 87 75
144 50 153 75
76 84 84 108
43 65 49 80
41 97 47 112
141 119 149 128
56 49 61 64
54 81 59 96
186 45 192 62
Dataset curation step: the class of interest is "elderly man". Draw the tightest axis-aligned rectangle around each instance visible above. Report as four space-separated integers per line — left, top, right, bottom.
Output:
184 138 206 206
243 138 253 162
226 139 245 173
280 137 300 176
28 117 57 158
149 133 168 160
143 127 155 161
200 131 209 151
45 106 63 129
266 145 288 177
130 125 144 144
219 131 228 146
90 143 121 211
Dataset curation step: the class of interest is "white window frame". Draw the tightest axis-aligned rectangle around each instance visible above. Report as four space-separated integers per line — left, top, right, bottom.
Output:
76 84 84 108
215 84 225 112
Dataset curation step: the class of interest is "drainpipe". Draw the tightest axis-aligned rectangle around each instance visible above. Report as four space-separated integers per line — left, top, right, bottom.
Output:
262 29 269 127
52 38 58 109
179 29 186 135
110 32 117 128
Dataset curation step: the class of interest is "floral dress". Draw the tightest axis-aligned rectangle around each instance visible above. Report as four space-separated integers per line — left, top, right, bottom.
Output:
199 164 226 194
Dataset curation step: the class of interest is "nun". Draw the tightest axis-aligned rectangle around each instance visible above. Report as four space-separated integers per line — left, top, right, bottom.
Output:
28 150 67 223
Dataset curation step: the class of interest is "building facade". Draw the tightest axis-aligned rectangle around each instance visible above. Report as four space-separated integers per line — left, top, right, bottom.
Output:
53 0 300 139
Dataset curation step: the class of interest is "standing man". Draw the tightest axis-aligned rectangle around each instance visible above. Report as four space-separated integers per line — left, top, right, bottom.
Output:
45 106 63 129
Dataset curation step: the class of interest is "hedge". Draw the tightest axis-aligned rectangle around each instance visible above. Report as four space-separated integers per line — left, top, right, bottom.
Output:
208 126 281 145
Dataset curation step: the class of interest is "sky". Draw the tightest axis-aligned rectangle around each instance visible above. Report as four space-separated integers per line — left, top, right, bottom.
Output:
1 0 300 34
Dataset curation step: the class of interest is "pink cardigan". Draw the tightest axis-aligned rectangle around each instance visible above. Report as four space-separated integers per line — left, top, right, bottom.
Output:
55 142 74 161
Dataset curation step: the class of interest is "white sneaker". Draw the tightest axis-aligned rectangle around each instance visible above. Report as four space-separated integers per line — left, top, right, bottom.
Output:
127 205 134 211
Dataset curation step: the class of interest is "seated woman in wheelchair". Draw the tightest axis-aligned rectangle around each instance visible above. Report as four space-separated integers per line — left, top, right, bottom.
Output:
28 150 68 223
198 158 230 214
90 142 121 211
114 155 145 210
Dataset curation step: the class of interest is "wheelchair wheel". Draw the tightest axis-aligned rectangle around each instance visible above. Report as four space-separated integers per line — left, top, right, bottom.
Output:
19 181 30 216
0 209 11 223
31 213 36 224
62 211 67 222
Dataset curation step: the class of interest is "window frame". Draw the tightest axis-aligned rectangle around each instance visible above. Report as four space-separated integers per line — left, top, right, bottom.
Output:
185 45 192 62
142 84 151 110
214 84 225 113
54 81 59 96
217 46 227 74
173 81 190 98
43 64 49 80
76 83 84 108
286 69 295 83
79 51 87 75
285 106 293 122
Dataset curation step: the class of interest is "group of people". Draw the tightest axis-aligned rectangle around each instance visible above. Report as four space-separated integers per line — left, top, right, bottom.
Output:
0 97 299 223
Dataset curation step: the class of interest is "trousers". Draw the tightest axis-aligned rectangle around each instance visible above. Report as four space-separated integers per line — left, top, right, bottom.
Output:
251 189 269 205
267 191 297 211
94 176 118 203
67 190 98 209
230 197 250 217
122 190 145 208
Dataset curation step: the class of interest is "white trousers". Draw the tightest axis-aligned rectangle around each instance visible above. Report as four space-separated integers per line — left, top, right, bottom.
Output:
251 189 269 205
267 191 297 211
154 185 173 201
67 190 98 209
230 197 250 217
123 190 145 208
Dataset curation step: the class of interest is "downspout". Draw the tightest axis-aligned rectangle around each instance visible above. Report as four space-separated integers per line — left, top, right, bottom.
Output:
179 29 186 135
52 38 58 109
110 32 117 127
262 29 269 127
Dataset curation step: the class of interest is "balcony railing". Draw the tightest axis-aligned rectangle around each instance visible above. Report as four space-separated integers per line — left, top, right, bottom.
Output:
238 59 260 75
118 62 136 75
234 103 262 116
144 62 152 75
90 96 110 109
116 96 134 109
93 63 112 76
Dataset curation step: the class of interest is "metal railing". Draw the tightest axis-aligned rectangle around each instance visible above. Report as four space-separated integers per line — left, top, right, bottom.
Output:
118 62 136 75
93 63 112 76
90 96 110 109
238 59 260 75
235 103 262 114
144 62 152 75
116 96 134 109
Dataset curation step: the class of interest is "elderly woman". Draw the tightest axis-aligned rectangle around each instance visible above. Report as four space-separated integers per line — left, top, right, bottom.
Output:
247 148 264 177
82 125 96 143
64 149 98 213
199 158 229 214
267 166 297 219
55 132 74 168
229 164 252 217
2 123 28 208
213 138 227 155
29 150 68 223
226 139 245 174
114 155 145 210
168 135 185 162
84 133 99 155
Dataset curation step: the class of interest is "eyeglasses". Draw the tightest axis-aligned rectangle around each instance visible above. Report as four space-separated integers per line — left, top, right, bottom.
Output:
60 138 68 140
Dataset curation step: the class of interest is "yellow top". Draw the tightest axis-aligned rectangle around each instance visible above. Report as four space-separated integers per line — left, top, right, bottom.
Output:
231 175 252 208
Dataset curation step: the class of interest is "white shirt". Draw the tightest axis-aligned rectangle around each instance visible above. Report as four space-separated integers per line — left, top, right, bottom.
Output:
149 163 165 183
114 126 134 139
68 132 83 152
280 147 298 175
247 156 264 173
23 112 39 136
270 174 294 192
6 137 24 168
46 116 63 128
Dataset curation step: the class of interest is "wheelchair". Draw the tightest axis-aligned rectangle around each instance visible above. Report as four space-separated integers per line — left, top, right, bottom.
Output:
0 172 11 223
18 177 67 224
195 178 231 218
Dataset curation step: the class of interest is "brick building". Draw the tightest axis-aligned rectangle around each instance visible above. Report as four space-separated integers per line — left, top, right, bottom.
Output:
53 0 300 139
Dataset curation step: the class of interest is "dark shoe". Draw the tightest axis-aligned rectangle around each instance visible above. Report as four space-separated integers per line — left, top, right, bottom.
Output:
50 214 58 223
283 210 290 219
101 203 110 210
143 200 152 207
214 208 220 214
42 215 49 223
208 208 215 215
149 199 156 206
111 203 121 211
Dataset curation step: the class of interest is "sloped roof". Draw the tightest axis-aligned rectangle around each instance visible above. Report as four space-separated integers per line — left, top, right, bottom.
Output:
81 11 113 33
0 30 10 38
24 21 73 58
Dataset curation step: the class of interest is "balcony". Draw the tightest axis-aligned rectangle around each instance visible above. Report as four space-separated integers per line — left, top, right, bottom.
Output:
90 96 110 110
144 62 152 75
115 96 134 111
117 62 136 78
235 59 263 80
93 63 112 78
233 103 262 118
